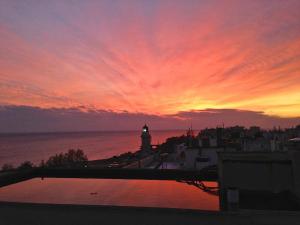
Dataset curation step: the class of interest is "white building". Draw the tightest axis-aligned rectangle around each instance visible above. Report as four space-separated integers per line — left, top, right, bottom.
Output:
195 147 220 170
242 137 271 152
174 143 221 170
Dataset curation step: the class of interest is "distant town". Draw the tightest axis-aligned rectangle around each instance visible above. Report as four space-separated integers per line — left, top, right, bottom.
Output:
90 124 300 171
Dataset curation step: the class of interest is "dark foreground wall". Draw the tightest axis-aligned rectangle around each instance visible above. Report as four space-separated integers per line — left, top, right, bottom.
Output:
0 168 217 188
0 202 300 225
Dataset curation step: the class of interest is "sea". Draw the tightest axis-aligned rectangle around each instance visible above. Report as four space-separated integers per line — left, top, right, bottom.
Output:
0 130 186 167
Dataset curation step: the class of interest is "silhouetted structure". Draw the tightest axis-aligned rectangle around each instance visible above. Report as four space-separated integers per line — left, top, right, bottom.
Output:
141 124 152 154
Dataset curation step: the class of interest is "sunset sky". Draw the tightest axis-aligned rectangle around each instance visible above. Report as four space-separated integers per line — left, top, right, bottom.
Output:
0 0 300 132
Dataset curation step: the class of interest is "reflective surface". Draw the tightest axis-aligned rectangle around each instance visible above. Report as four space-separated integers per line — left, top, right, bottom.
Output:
0 178 219 211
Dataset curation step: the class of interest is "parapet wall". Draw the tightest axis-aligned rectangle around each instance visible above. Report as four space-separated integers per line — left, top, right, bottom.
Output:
218 151 300 210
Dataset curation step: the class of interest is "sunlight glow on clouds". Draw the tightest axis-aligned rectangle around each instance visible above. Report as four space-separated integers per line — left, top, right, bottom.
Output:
0 0 300 119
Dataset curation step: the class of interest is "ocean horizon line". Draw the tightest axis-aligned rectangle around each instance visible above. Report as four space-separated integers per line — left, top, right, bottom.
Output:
0 129 188 136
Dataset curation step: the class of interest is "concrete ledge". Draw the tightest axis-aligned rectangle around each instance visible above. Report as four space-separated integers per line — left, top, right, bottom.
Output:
35 168 217 181
0 201 300 225
0 170 35 188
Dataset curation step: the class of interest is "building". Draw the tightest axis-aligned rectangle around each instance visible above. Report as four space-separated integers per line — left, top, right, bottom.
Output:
140 124 152 154
174 143 199 169
242 137 271 152
196 147 221 170
218 140 300 211
173 143 222 170
285 137 300 151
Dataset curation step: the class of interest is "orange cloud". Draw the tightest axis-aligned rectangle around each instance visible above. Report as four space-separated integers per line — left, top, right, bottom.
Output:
0 0 299 117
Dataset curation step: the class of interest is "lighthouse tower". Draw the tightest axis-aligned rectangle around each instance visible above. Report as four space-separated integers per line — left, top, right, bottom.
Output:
141 124 152 153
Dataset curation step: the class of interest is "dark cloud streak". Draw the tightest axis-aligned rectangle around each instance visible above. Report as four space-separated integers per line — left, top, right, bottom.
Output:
0 105 299 133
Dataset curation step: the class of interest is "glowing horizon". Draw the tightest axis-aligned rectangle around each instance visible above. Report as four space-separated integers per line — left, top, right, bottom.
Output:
1 0 300 119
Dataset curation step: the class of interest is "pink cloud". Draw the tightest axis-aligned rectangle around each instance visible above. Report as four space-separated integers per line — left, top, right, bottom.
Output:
0 0 300 117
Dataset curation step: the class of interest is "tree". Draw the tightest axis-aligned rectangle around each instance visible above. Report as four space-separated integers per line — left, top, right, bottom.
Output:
45 149 88 168
18 161 34 170
1 163 14 172
39 160 45 168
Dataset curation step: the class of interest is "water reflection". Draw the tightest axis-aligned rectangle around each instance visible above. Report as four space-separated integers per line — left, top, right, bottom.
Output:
0 178 219 211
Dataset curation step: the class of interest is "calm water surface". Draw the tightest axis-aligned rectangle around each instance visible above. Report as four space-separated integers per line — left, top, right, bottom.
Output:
0 178 219 210
0 130 185 167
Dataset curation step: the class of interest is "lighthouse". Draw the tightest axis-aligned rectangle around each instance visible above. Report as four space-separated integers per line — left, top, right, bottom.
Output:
141 124 152 153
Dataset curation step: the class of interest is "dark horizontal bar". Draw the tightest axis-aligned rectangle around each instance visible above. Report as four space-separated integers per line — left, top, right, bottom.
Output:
35 168 217 181
0 170 35 188
0 168 217 188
